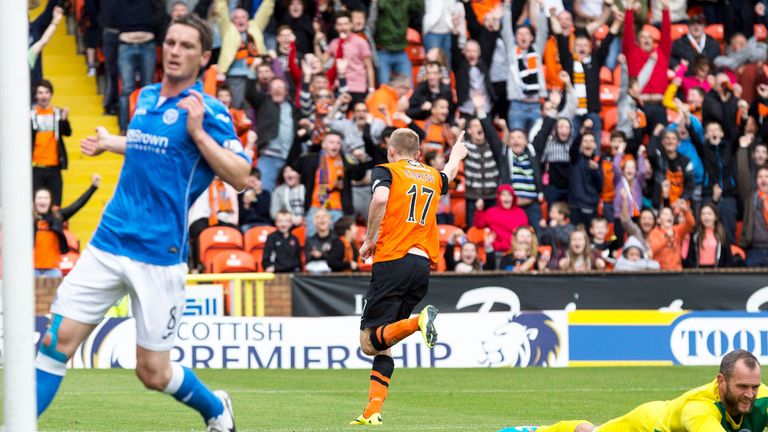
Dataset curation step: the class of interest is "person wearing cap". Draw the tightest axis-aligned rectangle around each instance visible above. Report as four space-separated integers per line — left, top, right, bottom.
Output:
670 11 721 68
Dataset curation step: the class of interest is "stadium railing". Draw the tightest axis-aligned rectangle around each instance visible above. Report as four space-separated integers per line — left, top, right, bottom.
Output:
186 272 275 317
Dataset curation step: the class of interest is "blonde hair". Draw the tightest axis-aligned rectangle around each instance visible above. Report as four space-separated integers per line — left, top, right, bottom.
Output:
510 226 538 257
565 225 592 271
389 128 420 158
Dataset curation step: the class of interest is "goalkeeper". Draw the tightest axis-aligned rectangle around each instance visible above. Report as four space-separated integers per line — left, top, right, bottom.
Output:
501 349 768 432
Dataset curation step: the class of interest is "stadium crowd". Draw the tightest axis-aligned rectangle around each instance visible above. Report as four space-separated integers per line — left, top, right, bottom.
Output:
30 0 768 276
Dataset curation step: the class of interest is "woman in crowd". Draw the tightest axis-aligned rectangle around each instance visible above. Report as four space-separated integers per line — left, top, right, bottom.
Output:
683 203 736 268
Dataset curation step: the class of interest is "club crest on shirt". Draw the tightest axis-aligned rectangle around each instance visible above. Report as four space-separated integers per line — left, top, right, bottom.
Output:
163 108 179 125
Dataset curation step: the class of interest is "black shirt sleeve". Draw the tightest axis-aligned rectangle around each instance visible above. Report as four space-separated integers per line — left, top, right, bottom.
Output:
440 172 449 196
371 166 393 192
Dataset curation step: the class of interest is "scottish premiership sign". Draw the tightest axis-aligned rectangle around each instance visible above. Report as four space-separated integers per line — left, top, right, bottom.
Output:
34 312 569 369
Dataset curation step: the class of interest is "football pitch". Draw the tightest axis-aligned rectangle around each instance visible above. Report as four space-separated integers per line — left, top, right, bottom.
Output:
34 366 719 431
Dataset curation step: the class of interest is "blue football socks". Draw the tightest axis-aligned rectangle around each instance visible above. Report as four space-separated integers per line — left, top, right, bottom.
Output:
164 363 224 421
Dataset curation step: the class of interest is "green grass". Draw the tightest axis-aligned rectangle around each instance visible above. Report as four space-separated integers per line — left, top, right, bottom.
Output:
35 366 720 431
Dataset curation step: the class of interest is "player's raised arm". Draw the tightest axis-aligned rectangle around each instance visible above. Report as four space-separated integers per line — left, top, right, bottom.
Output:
178 89 251 191
80 126 127 156
442 131 468 184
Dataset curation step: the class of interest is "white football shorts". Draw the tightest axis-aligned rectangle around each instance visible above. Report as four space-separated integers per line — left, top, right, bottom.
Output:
51 245 187 351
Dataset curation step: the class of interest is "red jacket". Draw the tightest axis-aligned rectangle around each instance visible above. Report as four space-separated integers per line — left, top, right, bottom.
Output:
623 9 671 96
473 185 529 252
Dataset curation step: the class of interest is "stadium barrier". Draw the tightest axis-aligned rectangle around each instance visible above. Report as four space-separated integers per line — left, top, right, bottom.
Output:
292 270 768 315
186 273 275 317
33 310 768 369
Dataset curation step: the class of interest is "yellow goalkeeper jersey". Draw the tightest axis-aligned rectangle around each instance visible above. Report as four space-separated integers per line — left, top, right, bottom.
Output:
653 379 768 432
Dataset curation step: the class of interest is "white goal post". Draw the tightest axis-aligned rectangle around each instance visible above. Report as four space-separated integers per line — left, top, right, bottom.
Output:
1 0 36 430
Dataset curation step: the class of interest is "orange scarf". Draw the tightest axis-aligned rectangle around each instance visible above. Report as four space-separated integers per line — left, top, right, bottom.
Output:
312 154 344 210
208 179 234 225
341 237 354 267
758 191 768 226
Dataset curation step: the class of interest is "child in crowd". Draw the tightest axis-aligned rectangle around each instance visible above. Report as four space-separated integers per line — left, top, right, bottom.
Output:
612 137 646 242
540 201 575 261
327 216 359 272
270 165 306 226
473 185 528 262
304 208 335 274
239 168 272 231
444 230 495 273
262 210 303 273
614 236 661 271
558 226 606 272
589 217 621 266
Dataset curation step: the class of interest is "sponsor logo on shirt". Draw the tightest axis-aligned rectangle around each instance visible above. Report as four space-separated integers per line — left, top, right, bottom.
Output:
126 129 169 154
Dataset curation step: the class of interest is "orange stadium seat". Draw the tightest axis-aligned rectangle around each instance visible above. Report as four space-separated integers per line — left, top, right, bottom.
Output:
599 85 620 106
129 88 141 120
705 24 724 43
451 197 466 228
466 226 489 264
670 24 688 41
199 226 244 271
211 251 256 273
291 224 306 248
601 106 618 131
406 28 422 45
58 251 80 276
438 224 463 247
600 66 613 84
643 25 661 42
593 25 609 41
244 225 276 271
202 65 221 97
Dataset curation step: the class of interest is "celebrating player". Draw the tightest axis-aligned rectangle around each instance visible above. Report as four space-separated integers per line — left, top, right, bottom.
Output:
34 14 250 432
350 128 468 425
500 349 768 432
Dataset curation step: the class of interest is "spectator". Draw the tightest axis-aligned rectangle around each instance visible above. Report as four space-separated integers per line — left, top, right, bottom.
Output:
83 0 99 76
31 79 71 207
245 77 301 192
425 151 455 224
277 0 315 55
622 0 671 129
473 184 529 260
499 227 538 272
463 1 507 118
464 94 503 226
501 0 547 131
673 56 713 100
217 84 257 160
305 208 335 273
350 5 378 70
568 130 604 227
28 6 63 71
736 141 768 266
29 0 60 85
703 72 744 142
614 236 661 271
532 92 576 206
619 190 657 258
188 177 240 271
214 0 275 108
616 54 648 141
292 132 367 237
612 137 646 240
367 74 412 126
415 47 453 84
687 114 739 245
331 102 385 159
452 39 495 118
558 226 606 271
540 201 575 260
327 216 360 272
325 12 375 104
444 230 495 272
684 203 736 268
270 164 306 225
99 0 120 116
239 168 272 230
648 200 695 270
552 6 623 146
374 0 423 85
646 125 695 209
411 97 459 155
272 27 301 96
33 175 100 278
670 13 721 68
262 210 303 272
423 0 460 65
115 0 165 133
407 61 456 123
714 33 768 73
737 132 768 191
589 217 621 265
